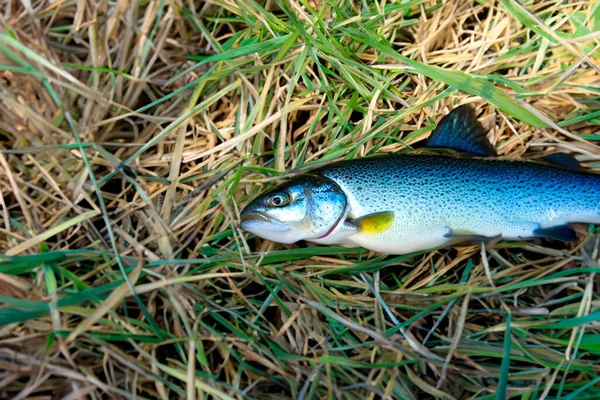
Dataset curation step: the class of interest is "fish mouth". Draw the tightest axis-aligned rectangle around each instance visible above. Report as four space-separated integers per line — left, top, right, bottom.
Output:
241 213 270 224
240 211 290 233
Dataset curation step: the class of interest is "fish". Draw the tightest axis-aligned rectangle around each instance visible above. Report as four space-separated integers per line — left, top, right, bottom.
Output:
240 104 600 255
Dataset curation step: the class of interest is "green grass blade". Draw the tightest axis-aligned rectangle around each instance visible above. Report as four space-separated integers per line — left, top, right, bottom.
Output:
496 313 512 400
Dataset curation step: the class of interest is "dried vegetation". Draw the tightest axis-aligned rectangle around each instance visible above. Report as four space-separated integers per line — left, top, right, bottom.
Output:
1 0 600 399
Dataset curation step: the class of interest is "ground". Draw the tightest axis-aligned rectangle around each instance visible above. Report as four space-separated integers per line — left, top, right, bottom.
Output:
1 0 600 399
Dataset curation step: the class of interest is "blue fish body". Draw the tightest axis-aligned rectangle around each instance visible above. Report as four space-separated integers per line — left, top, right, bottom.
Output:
240 105 600 254
308 154 600 254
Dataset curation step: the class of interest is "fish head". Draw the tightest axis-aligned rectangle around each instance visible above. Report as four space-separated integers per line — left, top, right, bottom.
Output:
240 174 347 244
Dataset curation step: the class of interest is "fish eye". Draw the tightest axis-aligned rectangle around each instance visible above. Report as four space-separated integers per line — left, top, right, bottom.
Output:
268 192 291 207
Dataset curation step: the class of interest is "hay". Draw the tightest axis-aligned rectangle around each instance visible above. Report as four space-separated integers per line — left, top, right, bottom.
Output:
1 0 599 398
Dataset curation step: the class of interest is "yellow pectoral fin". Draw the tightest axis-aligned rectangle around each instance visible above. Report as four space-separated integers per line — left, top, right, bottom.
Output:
352 211 394 235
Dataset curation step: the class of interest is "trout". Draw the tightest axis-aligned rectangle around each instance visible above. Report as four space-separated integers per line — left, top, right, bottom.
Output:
240 105 600 255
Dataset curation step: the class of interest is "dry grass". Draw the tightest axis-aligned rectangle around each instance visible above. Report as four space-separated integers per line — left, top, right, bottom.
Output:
1 0 600 399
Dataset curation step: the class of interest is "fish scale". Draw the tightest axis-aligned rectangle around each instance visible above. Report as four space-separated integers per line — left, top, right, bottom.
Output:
315 154 600 254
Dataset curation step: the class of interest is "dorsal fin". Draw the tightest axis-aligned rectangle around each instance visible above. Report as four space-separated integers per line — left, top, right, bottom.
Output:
426 105 497 157
539 153 582 170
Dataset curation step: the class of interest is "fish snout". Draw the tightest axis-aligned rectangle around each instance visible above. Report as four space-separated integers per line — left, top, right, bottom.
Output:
240 211 269 227
239 203 290 234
